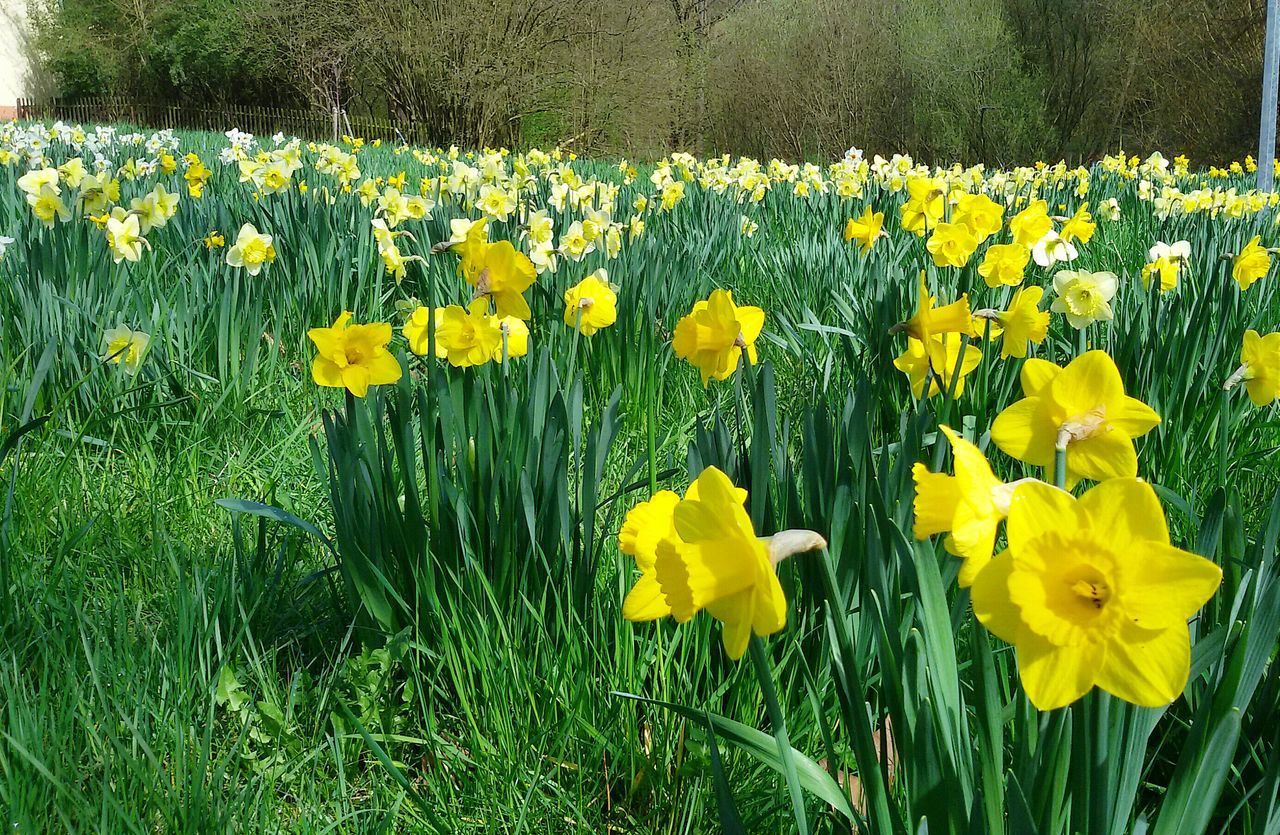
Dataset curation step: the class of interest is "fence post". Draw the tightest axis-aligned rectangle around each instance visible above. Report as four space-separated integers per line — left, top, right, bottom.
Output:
1260 0 1280 191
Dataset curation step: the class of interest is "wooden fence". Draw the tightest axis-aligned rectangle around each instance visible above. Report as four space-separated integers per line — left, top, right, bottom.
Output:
13 98 439 147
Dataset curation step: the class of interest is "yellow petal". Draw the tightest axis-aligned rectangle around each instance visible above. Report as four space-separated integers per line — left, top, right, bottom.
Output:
1120 541 1222 629
622 573 671 621
1050 350 1125 417
1020 359 1061 397
342 364 372 397
365 351 404 386
970 552 1020 643
311 355 344 388
1006 481 1080 555
736 305 766 344
1066 429 1138 483
619 491 680 567
1110 396 1161 439
1077 478 1167 550
991 397 1056 467
1095 622 1190 707
1017 631 1101 710
711 591 755 660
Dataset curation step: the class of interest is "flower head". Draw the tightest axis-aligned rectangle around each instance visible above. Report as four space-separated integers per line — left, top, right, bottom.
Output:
1009 200 1052 247
953 192 1004 241
27 185 71 228
460 240 537 320
1059 203 1095 245
1032 230 1078 268
226 223 276 276
913 426 1027 586
673 289 765 385
900 176 945 235
621 467 825 659
308 312 403 397
1226 329 1280 406
927 221 980 268
563 270 618 336
101 325 150 372
412 300 504 368
843 206 884 254
894 333 983 399
901 273 971 342
978 243 1030 288
996 286 1050 359
105 213 149 263
972 479 1221 710
1051 270 1117 329
991 351 1160 486
1232 235 1270 290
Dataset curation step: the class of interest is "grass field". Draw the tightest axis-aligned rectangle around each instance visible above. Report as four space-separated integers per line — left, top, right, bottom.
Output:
1 123 1279 833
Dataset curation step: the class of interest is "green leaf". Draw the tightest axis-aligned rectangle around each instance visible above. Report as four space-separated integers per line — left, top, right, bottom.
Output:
613 690 857 822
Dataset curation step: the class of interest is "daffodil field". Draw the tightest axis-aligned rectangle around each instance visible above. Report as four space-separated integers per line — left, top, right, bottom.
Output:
3 121 1280 833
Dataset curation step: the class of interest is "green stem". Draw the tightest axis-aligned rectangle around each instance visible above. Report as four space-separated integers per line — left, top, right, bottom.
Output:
1054 445 1068 490
748 636 810 834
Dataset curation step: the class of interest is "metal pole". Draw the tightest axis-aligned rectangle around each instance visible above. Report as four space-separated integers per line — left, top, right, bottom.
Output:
1259 0 1280 191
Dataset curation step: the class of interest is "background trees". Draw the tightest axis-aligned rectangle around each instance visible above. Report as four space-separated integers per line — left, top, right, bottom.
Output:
23 0 1273 162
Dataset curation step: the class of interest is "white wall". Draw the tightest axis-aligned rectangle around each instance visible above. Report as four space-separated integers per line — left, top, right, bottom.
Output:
0 0 31 112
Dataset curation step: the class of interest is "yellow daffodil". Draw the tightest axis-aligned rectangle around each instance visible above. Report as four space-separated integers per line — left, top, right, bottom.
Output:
1009 200 1052 247
1232 235 1270 290
101 325 150 372
843 206 884 254
618 490 682 621
894 334 982 398
1059 203 1096 244
673 289 765 385
1141 257 1179 292
991 351 1160 485
308 312 403 397
459 240 537 320
184 154 211 198
995 286 1050 359
58 157 87 188
953 192 1004 241
443 217 489 261
130 184 179 233
494 316 530 362
971 479 1221 710
226 223 276 276
913 426 1031 586
563 270 618 336
1224 329 1280 406
900 176 945 235
1051 270 1117 329
27 185 71 228
900 274 971 342
978 243 1030 288
105 214 149 264
413 300 503 368
926 221 980 268
17 167 59 196
622 466 825 659
203 230 225 249
77 173 118 214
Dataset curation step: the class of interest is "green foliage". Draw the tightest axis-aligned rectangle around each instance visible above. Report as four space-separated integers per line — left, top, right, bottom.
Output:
1 126 1279 832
